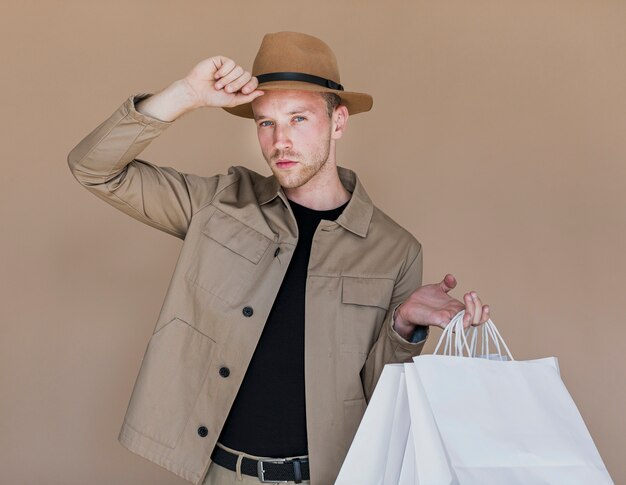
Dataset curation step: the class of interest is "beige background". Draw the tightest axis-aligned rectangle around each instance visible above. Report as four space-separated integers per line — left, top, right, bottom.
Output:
1 1 624 483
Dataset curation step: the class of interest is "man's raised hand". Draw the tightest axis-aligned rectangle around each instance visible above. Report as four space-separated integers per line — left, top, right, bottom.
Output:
182 56 264 109
135 56 264 122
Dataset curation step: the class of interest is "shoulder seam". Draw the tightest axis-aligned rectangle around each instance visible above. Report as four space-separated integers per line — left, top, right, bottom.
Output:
191 170 243 216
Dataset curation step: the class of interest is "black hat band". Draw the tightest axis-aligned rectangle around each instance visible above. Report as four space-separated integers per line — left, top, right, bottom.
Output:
256 72 344 91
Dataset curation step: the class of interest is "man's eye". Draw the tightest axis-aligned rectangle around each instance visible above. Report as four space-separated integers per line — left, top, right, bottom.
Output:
259 120 273 127
293 116 306 122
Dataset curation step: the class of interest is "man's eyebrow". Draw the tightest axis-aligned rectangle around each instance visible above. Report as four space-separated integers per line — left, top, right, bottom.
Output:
254 108 313 121
287 107 313 115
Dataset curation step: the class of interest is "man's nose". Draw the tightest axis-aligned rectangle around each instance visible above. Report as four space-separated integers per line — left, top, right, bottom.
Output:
273 124 292 151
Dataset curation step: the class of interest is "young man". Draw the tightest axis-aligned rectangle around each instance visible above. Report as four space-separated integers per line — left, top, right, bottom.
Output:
68 32 489 485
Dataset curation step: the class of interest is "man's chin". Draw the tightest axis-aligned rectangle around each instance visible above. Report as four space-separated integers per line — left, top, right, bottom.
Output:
272 172 307 189
275 177 302 189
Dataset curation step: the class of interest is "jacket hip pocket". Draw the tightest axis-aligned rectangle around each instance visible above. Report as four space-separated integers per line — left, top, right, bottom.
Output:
124 318 215 448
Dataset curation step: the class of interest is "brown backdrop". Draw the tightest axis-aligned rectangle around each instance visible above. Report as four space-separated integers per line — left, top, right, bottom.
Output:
1 1 624 483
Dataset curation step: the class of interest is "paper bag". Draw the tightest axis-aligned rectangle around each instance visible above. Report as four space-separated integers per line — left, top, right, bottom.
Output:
406 313 613 484
335 364 413 484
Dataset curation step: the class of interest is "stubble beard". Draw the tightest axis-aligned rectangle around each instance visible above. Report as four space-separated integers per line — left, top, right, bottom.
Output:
266 135 332 189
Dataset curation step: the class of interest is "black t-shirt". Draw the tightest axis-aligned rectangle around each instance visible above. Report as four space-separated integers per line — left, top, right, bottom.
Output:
218 198 349 457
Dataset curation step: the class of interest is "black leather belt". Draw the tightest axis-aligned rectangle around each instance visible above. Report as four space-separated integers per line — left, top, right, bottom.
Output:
211 445 310 483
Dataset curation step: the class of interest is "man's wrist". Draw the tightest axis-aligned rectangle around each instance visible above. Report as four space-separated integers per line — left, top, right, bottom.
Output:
392 303 414 340
135 79 200 122
393 303 429 343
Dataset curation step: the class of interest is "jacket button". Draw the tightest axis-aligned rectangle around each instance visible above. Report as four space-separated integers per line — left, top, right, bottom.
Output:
219 366 230 378
242 306 254 317
274 247 280 257
197 426 208 438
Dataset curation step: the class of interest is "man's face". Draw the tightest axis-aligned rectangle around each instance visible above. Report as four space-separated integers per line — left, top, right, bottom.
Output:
251 90 335 189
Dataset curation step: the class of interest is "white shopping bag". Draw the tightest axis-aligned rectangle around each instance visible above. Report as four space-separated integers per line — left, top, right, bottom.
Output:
406 312 613 484
335 364 413 485
397 427 416 485
404 362 454 484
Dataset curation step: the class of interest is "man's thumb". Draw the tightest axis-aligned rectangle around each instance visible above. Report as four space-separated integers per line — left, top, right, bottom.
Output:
439 273 457 293
231 90 265 106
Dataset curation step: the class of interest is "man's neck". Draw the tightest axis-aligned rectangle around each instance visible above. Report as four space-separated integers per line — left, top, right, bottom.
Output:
284 163 351 211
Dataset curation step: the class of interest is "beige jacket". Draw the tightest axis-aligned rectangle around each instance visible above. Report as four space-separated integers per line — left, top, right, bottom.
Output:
67 94 427 485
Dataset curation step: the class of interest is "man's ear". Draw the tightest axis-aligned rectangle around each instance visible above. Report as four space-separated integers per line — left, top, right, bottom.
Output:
331 105 349 140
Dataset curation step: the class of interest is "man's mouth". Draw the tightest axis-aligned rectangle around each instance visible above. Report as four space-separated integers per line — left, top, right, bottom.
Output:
275 159 298 169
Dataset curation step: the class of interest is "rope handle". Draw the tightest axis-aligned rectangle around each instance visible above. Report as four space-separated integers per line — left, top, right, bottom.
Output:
433 310 514 360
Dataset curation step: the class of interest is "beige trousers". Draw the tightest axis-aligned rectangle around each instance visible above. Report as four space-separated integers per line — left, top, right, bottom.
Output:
203 443 311 485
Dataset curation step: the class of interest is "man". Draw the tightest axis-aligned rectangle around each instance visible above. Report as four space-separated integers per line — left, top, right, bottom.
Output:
68 32 489 485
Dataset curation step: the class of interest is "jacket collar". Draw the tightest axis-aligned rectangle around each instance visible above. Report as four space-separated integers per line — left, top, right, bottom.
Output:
256 166 374 238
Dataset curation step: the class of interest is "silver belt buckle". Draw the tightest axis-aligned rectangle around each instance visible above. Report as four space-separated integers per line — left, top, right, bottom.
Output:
257 458 289 483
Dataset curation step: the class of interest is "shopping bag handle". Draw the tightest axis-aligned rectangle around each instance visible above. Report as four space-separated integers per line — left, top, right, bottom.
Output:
433 310 514 361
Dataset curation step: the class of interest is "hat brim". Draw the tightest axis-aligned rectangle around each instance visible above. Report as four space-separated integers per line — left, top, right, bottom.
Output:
222 81 373 119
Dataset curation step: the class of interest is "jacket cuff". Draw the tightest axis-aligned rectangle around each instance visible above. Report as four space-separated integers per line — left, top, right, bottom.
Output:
122 93 174 129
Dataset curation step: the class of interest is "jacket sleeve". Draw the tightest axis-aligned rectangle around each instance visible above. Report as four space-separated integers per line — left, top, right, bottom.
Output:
67 94 219 239
360 243 428 402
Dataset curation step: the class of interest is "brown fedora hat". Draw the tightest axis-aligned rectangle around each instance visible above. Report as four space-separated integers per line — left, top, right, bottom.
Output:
223 31 373 118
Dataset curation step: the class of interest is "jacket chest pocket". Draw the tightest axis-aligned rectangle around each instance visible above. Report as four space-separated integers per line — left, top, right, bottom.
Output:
186 209 273 306
340 276 395 354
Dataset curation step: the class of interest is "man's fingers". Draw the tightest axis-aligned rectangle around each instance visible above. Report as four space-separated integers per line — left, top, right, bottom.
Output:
480 304 490 325
463 292 475 328
224 71 252 94
468 291 492 326
470 292 483 325
213 57 236 80
215 65 245 90
241 77 259 94
462 292 488 328
433 309 457 329
439 273 457 293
